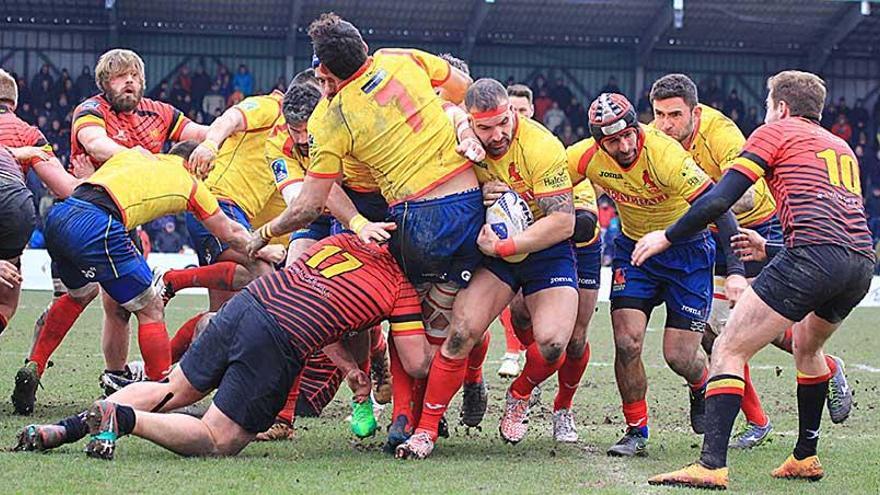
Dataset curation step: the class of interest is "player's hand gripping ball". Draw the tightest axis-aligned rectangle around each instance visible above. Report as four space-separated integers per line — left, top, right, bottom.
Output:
485 190 533 263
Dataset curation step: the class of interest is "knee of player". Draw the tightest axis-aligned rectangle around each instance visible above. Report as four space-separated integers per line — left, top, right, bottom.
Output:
565 335 588 358
69 283 99 305
538 340 565 363
510 307 532 331
210 435 247 457
662 346 695 371
613 335 643 363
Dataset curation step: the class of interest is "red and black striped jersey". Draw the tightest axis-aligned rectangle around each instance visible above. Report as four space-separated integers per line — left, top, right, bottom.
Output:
0 147 24 183
298 351 343 412
246 234 424 358
70 94 191 164
732 117 874 259
0 103 55 174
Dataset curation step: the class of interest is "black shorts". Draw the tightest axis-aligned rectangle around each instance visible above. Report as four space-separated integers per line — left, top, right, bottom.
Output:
0 180 35 260
752 244 874 323
180 290 304 434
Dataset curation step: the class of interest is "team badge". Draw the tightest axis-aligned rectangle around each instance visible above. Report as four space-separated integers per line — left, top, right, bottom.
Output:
272 159 289 183
612 267 626 291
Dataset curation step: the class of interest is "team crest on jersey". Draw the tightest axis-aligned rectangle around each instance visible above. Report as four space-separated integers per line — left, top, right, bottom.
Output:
642 170 661 194
81 100 100 111
272 159 289 183
361 69 387 94
239 100 258 111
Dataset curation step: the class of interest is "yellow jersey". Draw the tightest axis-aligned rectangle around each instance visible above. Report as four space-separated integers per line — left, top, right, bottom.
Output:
343 157 380 192
474 115 571 220
86 149 219 230
265 124 308 194
250 191 289 246
572 179 600 247
567 126 713 240
205 91 283 219
671 104 776 226
307 48 470 204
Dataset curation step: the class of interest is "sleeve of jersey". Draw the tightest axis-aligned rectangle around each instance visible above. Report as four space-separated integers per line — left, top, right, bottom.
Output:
566 139 597 186
166 106 193 142
533 141 572 198
388 279 426 337
656 144 713 202
188 179 221 220
383 48 451 87
22 128 57 172
233 96 280 131
266 138 305 192
71 101 106 135
306 103 347 180
572 178 598 212
731 125 778 182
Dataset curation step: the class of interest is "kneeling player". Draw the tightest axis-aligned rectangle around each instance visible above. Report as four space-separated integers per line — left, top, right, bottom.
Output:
15 234 431 459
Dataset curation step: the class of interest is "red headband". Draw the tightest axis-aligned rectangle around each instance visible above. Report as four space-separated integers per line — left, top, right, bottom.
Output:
470 105 508 121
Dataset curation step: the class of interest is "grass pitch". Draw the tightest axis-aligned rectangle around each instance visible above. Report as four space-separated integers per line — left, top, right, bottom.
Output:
0 291 878 494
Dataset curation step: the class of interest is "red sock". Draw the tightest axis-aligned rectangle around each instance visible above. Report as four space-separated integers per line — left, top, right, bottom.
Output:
169 312 205 363
690 366 709 391
276 372 303 424
164 262 238 292
370 325 386 355
740 363 769 427
411 377 427 424
824 355 837 374
622 399 649 429
554 343 591 411
29 294 87 375
464 332 490 384
414 352 467 440
510 343 565 400
778 326 794 353
389 339 414 423
500 307 524 353
137 321 171 381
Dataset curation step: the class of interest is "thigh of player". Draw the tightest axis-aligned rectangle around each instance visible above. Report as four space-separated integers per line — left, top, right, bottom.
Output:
515 241 579 349
443 267 515 357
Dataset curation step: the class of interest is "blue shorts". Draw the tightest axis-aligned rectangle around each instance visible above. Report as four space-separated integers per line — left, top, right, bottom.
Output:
45 198 152 305
610 232 714 332
713 216 782 278
186 201 251 266
576 242 602 290
388 188 484 287
485 240 577 296
180 290 303 434
291 214 333 241
331 187 390 235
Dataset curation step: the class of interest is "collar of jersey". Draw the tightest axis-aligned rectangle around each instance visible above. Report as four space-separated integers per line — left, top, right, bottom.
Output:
336 57 374 94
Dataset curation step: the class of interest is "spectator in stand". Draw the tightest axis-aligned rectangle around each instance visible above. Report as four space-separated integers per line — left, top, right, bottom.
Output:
202 82 225 118
54 68 72 97
233 64 254 96
549 76 573 106
723 89 744 122
599 75 621 95
543 100 567 134
177 65 192 94
851 98 869 128
75 65 95 100
636 88 652 115
558 124 577 146
837 96 850 119
831 113 853 143
32 79 52 109
190 65 211 110
153 220 187 253
865 186 880 242
533 87 552 122
856 142 877 191
533 73 547 93
566 96 588 129
30 64 53 98
701 77 723 109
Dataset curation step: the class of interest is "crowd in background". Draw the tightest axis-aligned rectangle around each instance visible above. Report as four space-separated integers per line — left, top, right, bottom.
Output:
7 61 880 265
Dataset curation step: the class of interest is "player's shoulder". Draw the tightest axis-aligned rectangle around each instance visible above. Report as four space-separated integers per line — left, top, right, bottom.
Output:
518 117 565 158
643 125 685 156
699 104 743 136
75 95 108 114
239 91 283 109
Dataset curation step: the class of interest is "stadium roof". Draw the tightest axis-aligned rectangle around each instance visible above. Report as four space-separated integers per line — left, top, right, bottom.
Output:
4 0 879 60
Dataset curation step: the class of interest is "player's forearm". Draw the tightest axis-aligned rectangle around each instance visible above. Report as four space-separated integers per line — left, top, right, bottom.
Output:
665 171 753 243
202 111 244 148
322 341 359 376
178 122 209 142
268 177 333 236
730 186 755 215
512 211 575 254
34 159 81 198
211 218 250 254
79 133 127 163
711 209 746 277
325 183 360 227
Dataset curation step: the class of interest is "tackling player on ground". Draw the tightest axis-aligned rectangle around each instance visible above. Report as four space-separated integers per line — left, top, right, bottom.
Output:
643 70 874 490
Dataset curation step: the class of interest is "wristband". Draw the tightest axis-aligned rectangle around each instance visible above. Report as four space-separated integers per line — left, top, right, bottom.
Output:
258 223 274 241
201 139 219 155
349 214 369 234
495 238 517 258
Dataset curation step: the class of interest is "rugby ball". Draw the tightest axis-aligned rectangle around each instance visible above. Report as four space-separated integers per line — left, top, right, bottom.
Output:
486 191 533 263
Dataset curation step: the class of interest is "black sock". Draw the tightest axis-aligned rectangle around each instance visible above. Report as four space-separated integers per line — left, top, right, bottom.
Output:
699 374 745 469
56 411 89 443
115 404 137 436
793 378 828 460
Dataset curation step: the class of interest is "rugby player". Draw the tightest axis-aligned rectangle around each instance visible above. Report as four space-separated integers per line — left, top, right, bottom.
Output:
15 234 431 460
496 83 535 379
649 73 851 448
566 93 746 457
0 69 81 346
642 71 874 489
12 49 207 414
396 78 578 458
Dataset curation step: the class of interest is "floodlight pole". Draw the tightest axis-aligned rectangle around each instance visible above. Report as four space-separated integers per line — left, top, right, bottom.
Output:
634 0 673 96
807 2 865 74
461 0 491 63
106 0 119 48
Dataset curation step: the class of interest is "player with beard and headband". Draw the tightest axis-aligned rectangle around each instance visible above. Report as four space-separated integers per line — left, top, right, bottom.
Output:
11 49 209 415
566 93 747 458
396 78 579 458
649 74 852 450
